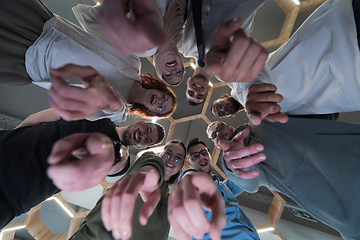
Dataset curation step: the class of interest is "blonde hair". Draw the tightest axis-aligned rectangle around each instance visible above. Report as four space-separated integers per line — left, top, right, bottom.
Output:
153 0 187 81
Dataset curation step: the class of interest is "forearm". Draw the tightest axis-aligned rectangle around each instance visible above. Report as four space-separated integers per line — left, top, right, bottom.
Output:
15 108 60 129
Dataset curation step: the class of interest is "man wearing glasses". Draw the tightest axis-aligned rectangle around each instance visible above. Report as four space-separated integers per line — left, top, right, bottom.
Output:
169 138 260 240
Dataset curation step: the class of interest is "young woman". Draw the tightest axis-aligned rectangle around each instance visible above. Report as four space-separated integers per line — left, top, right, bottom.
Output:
71 140 186 240
0 0 176 122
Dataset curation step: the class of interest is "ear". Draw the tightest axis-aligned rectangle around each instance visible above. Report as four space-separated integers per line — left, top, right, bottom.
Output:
135 120 145 124
227 114 235 118
186 77 191 85
221 94 229 98
230 126 235 131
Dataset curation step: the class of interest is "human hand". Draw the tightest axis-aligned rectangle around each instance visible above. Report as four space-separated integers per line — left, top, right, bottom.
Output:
220 128 266 179
101 166 161 240
206 18 268 83
98 0 166 56
168 173 226 240
48 64 122 121
47 133 115 192
246 83 289 125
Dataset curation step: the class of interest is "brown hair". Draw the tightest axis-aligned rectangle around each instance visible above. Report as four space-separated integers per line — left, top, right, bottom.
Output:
128 73 177 118
163 140 186 185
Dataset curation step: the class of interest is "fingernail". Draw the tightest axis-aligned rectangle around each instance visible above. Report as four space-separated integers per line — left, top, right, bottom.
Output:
256 145 264 151
47 96 53 104
259 155 266 160
122 230 128 237
229 18 239 27
114 230 121 239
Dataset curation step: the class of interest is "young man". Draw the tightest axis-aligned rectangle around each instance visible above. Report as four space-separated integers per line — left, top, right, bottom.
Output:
206 120 360 239
0 109 165 229
211 94 244 118
186 68 212 106
168 138 260 240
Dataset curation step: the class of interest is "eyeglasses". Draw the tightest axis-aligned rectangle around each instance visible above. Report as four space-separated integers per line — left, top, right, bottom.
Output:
157 92 169 112
211 124 224 140
217 104 227 116
162 150 184 162
164 69 186 78
190 150 209 160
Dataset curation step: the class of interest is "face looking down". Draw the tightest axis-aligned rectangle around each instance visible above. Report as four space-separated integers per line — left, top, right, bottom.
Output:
187 144 212 174
160 143 185 181
207 122 234 147
144 89 174 115
186 76 211 104
162 51 185 85
122 122 159 147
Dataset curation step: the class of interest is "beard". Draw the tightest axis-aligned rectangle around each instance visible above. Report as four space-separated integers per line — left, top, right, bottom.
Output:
121 126 131 146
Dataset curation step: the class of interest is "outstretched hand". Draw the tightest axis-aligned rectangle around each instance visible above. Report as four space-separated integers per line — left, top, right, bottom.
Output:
47 133 115 192
220 128 266 179
246 83 289 125
101 166 161 240
168 172 226 240
206 18 268 83
98 0 166 56
48 64 122 121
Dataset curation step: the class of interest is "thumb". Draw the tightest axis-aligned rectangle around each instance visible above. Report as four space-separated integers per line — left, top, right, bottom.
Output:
232 128 250 143
139 169 160 200
211 18 243 48
50 64 98 79
47 133 90 165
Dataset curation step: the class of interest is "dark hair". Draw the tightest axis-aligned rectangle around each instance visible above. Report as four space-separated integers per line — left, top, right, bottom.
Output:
164 140 186 185
211 96 243 118
128 73 177 118
153 123 165 145
186 138 208 158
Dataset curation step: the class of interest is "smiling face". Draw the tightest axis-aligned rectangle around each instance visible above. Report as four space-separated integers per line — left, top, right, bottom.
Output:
162 51 185 85
186 75 210 104
212 98 237 117
160 143 185 181
144 89 174 115
187 144 212 174
122 122 159 147
207 122 234 147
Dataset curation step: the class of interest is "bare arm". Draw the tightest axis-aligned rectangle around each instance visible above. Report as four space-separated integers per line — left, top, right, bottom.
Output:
15 108 60 129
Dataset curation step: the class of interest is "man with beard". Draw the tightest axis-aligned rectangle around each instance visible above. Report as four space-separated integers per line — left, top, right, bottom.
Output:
0 108 165 229
168 138 260 240
206 120 360 239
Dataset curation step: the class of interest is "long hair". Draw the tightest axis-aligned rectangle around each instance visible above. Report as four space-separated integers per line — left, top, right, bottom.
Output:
128 73 177 118
153 0 187 81
163 140 186 185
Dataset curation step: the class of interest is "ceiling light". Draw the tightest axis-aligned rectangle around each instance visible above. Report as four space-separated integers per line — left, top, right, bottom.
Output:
152 117 158 123
293 0 300 5
47 197 74 218
0 225 26 240
190 63 196 70
257 227 275 233
209 82 213 87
